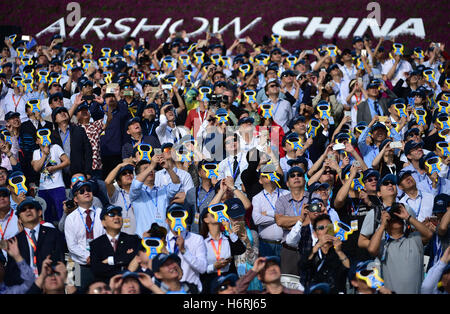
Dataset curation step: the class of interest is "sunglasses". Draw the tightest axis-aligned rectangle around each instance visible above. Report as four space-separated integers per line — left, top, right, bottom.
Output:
107 211 122 218
268 84 279 88
289 172 303 178
382 181 395 186
51 97 62 102
323 170 336 175
77 186 92 195
121 171 133 176
218 282 235 292
365 177 377 183
71 176 85 183
316 223 332 231
163 147 172 153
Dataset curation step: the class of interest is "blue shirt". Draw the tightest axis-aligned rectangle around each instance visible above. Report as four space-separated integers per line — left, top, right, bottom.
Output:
99 101 129 156
357 125 401 168
129 179 181 236
366 98 383 117
417 176 450 197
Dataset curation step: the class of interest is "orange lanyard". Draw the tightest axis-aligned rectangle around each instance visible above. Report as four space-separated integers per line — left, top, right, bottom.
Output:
24 230 37 267
0 209 14 240
12 94 22 112
210 238 223 276
354 93 361 110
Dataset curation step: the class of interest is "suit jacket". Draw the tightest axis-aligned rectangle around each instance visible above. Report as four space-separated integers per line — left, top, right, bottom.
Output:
51 123 93 176
4 225 66 286
356 89 398 124
89 232 141 283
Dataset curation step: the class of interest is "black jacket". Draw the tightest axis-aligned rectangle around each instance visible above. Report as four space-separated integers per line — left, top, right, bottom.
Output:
89 232 141 283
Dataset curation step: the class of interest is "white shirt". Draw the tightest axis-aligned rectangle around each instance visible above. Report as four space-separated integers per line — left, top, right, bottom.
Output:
0 209 19 241
108 185 136 235
64 205 105 265
381 59 412 87
218 151 249 189
105 232 120 265
399 190 433 222
252 188 290 241
32 144 66 190
154 167 194 193
0 89 27 122
261 98 293 133
165 231 207 292
204 232 237 274
40 97 72 119
155 114 189 145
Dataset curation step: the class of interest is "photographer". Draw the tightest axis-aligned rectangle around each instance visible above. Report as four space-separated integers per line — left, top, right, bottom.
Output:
367 202 432 293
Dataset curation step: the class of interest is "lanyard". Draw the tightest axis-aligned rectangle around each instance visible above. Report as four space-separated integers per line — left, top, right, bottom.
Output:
12 94 22 112
120 190 132 213
0 209 14 240
78 207 96 236
291 197 305 216
166 234 179 254
343 64 355 79
145 187 158 209
273 99 281 117
407 193 422 218
62 129 70 147
197 108 206 126
197 187 213 210
263 188 280 212
227 154 242 180
210 237 223 275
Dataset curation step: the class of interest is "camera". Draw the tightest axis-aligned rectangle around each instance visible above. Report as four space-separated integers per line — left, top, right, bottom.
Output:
66 199 76 210
387 203 402 219
210 94 229 106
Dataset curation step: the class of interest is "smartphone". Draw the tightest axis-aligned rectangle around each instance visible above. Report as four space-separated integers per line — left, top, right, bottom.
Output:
22 35 31 41
357 77 363 86
344 111 352 117
320 68 326 72
327 224 335 236
82 95 95 101
139 38 145 47
327 153 336 161
353 160 360 167
333 143 345 151
162 84 172 90
361 49 367 57
390 141 402 149
106 83 119 95
378 116 388 123
154 148 162 155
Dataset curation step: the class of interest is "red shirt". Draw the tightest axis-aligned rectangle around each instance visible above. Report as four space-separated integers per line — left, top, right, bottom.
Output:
185 108 208 138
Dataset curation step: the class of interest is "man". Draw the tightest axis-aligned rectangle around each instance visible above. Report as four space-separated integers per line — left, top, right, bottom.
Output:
140 102 159 139
70 77 104 121
64 181 105 292
261 79 293 132
417 152 450 197
0 75 27 122
154 142 194 203
26 255 68 294
348 260 393 294
40 83 72 120
252 164 290 257
235 256 302 294
275 166 307 274
129 157 181 236
210 273 238 294
4 197 65 286
0 187 19 243
401 140 427 185
156 103 189 145
99 90 130 179
217 133 249 190
51 106 93 185
89 205 141 284
421 247 450 294
367 202 432 293
184 160 217 234
398 170 433 221
358 117 401 169
164 204 207 292
152 252 200 294
122 117 160 159
356 82 397 124
105 163 136 235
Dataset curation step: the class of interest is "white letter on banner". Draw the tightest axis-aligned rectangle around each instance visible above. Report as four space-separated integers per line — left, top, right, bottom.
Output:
212 17 261 38
80 18 112 40
186 18 209 38
131 18 172 39
388 18 425 39
36 18 66 38
272 17 309 39
337 18 359 39
66 2 81 27
353 18 396 38
107 18 136 39
68 17 87 38
302 17 344 39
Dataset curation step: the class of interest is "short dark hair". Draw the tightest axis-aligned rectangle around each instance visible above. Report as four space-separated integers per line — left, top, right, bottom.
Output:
135 160 151 175
313 214 332 230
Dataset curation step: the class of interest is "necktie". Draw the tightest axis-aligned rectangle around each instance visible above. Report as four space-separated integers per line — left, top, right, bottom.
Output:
85 209 93 239
30 229 37 245
111 238 118 252
233 155 240 179
173 237 179 254
374 101 381 116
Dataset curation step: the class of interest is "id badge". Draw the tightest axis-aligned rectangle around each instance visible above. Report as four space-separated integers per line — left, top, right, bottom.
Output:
86 238 93 250
194 213 199 225
123 218 131 229
351 220 358 231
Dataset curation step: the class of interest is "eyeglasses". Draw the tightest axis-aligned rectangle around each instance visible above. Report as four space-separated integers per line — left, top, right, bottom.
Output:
92 285 111 294
77 186 92 195
289 172 303 178
365 177 377 183
268 85 279 88
107 211 122 218
71 176 85 183
382 181 395 186
316 223 332 231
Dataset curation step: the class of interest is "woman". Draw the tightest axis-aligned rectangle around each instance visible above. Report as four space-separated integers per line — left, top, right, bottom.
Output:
199 207 246 294
345 79 368 128
255 107 285 157
372 139 404 177
298 214 350 294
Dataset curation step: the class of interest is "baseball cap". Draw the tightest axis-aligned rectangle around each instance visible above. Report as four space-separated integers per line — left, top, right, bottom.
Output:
72 180 92 195
210 273 238 294
308 182 330 193
378 138 393 152
100 204 122 220
433 194 449 214
116 164 135 181
305 283 330 294
352 36 363 44
51 106 69 122
126 117 141 129
286 156 308 168
74 103 89 115
397 170 414 184
404 128 420 141
224 198 245 219
404 140 424 156
49 92 64 103
371 122 388 133
286 166 305 177
237 117 254 125
363 169 380 182
16 197 42 216
5 111 20 121
152 253 181 273
376 174 397 191
120 271 140 280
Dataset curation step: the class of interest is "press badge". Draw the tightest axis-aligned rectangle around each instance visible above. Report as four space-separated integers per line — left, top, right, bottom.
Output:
123 218 131 229
194 213 200 225
351 220 358 231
